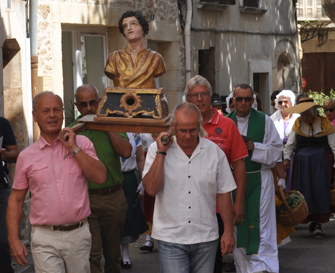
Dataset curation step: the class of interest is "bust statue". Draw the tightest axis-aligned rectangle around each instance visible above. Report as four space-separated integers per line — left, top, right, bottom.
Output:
104 10 166 89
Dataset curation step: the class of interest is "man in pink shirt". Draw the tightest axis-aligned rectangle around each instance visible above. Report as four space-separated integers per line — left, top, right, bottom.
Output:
7 92 106 273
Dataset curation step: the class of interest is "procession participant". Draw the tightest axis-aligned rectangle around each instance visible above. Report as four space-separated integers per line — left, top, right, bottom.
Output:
143 102 236 273
323 98 335 126
185 75 248 273
270 90 300 146
210 93 224 116
7 92 106 273
72 84 131 273
105 10 165 88
283 97 335 239
228 84 282 273
0 116 19 273
120 132 148 269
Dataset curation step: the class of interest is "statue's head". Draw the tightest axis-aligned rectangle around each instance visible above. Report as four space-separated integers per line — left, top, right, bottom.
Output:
118 10 149 38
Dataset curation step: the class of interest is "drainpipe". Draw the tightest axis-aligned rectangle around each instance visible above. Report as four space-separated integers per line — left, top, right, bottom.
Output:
185 0 192 84
30 0 39 141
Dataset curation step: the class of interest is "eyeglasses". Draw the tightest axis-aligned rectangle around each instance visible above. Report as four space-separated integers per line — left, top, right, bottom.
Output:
187 92 210 99
278 100 289 105
78 100 99 108
324 108 335 113
234 97 253 103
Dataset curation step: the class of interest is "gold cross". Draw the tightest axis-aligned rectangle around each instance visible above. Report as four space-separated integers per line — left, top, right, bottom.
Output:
249 223 255 231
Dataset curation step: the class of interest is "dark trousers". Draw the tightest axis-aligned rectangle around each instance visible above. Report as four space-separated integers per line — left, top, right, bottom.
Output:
88 189 127 273
214 213 224 273
0 184 14 273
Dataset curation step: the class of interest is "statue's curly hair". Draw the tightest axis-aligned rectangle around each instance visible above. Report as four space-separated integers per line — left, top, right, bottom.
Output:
118 10 149 38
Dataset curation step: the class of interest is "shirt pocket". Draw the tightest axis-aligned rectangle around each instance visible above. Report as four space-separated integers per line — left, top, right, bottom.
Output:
200 169 217 197
27 163 50 190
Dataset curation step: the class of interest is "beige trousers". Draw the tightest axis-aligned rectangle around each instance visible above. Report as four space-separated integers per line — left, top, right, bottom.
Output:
31 223 91 273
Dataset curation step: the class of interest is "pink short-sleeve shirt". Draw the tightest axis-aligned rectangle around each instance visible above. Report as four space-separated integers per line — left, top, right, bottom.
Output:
13 135 99 226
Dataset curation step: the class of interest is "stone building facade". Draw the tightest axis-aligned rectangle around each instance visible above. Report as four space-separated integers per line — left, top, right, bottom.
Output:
297 0 335 94
190 0 300 114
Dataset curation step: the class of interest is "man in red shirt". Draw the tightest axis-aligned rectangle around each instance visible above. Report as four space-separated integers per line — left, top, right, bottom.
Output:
185 75 248 273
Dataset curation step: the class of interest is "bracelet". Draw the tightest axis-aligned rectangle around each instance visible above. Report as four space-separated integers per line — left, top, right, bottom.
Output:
71 146 82 157
156 151 167 156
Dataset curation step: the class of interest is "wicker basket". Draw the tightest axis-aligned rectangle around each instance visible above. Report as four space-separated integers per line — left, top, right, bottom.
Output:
276 187 308 226
330 189 335 208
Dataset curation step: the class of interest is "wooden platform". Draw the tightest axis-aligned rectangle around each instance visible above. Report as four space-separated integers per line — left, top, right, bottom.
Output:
74 114 170 134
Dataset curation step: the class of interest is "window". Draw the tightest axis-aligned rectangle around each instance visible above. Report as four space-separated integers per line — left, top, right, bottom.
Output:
200 0 235 4
243 0 258 7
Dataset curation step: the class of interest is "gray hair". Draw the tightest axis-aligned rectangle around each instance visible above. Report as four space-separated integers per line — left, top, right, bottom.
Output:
184 75 212 97
170 102 207 137
33 91 63 112
75 84 99 102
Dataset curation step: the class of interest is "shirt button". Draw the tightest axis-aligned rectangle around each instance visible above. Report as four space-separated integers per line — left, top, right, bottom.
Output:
189 206 191 209
189 161 191 164
62 212 65 215
188 176 191 178
188 221 191 223
188 191 191 194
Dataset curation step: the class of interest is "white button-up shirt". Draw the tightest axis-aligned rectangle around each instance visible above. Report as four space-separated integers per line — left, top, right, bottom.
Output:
143 135 236 244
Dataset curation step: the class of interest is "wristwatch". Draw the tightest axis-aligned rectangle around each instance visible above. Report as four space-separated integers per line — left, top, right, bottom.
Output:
71 146 81 157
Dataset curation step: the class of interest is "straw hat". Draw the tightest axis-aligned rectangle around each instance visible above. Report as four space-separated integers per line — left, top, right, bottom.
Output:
284 97 319 114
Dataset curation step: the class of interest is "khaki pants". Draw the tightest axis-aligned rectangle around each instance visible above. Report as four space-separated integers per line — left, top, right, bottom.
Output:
31 223 91 273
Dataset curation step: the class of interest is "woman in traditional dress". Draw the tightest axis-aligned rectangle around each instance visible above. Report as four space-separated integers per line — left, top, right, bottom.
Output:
283 97 335 238
270 90 299 246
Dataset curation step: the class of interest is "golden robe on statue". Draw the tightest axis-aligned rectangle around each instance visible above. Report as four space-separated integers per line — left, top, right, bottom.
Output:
104 48 166 89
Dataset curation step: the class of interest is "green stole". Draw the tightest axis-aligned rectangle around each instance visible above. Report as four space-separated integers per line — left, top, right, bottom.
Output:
227 108 265 255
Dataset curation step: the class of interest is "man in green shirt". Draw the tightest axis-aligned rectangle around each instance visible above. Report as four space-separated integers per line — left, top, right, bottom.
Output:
71 84 132 273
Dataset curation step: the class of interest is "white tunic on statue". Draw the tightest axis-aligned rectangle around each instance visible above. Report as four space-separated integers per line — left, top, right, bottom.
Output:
233 114 282 273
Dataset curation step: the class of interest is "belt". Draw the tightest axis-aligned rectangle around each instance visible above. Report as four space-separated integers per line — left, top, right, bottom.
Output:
37 218 87 232
88 184 122 195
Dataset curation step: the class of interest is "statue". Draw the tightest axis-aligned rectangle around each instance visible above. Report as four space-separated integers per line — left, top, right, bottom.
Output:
105 10 166 88
96 10 169 119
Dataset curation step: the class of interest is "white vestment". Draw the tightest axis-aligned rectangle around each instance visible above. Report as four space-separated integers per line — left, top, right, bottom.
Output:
233 114 282 273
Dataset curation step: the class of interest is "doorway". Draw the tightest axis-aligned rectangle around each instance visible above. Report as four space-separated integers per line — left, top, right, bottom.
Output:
62 26 108 125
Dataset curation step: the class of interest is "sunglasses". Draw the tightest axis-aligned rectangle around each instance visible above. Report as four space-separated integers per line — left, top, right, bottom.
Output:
278 100 289 105
234 97 253 103
78 100 99 108
324 108 335 113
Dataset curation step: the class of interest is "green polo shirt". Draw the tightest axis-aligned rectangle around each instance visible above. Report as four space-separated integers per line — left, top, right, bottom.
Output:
69 119 127 190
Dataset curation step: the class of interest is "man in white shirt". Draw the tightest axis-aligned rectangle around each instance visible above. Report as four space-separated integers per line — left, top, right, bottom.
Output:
227 84 282 273
142 102 236 273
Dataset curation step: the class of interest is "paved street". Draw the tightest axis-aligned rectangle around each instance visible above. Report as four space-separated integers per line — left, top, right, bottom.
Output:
13 218 335 272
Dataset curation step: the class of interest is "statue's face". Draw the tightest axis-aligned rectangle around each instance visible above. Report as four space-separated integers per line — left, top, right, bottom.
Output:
122 16 144 42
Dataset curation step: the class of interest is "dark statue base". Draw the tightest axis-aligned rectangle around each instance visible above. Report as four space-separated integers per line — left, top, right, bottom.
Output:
91 87 170 133
96 87 169 119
